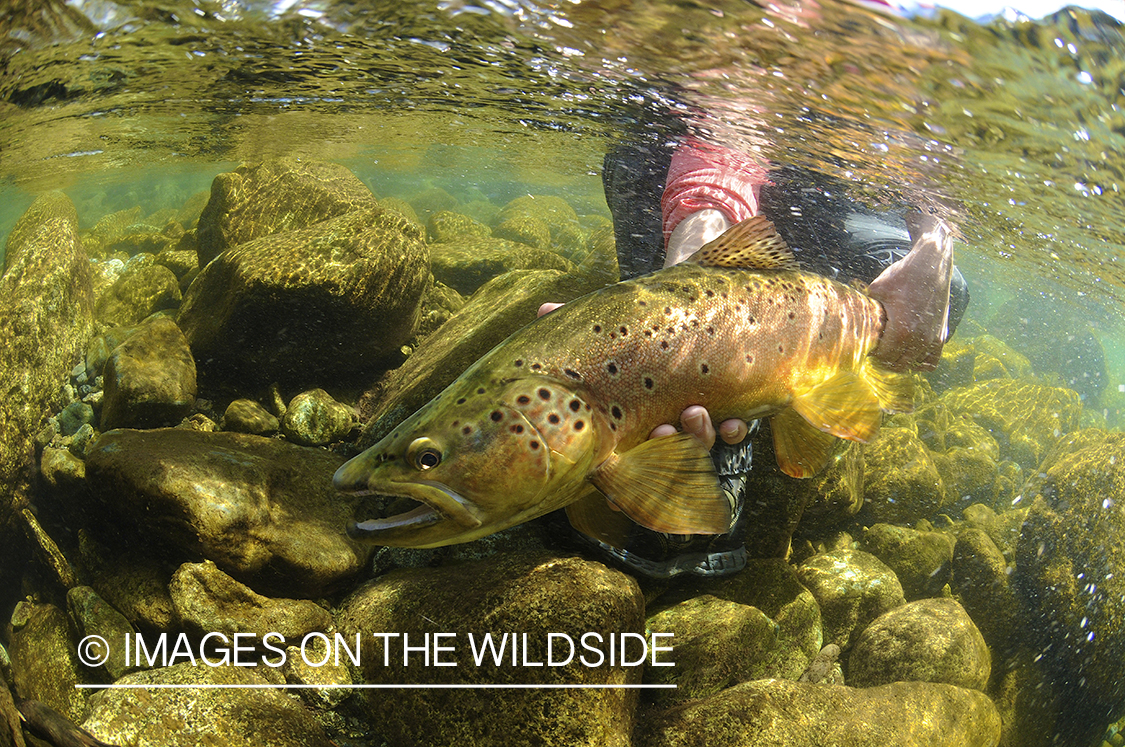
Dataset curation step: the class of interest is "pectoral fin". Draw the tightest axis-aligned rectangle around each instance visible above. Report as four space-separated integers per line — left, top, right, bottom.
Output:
771 407 840 478
791 371 883 443
565 489 636 548
589 432 731 535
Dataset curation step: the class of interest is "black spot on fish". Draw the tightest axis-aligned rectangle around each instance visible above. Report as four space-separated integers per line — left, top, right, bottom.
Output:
569 400 581 412
638 300 647 306
788 311 796 319
644 377 654 389
548 413 560 424
607 362 618 376
619 326 628 336
477 387 485 394
538 388 551 400
644 330 652 337
530 440 540 450
610 332 616 339
531 363 542 371
517 395 531 405
748 315 755 324
457 397 466 404
565 368 581 380
705 289 714 297
574 420 584 431
452 420 460 427
611 406 622 420
593 324 602 333
707 326 714 335
610 423 617 431
746 354 754 364
514 359 524 367
491 411 502 422
510 424 524 433
701 364 710 375
778 345 784 353
462 426 472 435
664 307 672 315
661 340 669 350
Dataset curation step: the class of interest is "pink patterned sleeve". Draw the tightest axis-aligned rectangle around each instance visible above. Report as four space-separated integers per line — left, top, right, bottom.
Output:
661 138 770 249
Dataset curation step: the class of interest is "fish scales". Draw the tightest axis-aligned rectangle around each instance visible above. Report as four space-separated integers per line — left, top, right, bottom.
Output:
334 216 913 549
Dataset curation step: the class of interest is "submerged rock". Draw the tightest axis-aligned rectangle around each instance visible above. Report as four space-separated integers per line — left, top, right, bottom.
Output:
1012 429 1125 746
220 398 279 435
860 423 946 525
796 549 905 651
81 664 331 747
0 191 94 538
280 389 353 446
429 236 575 296
65 586 138 682
491 194 585 258
169 561 332 642
195 158 378 265
638 679 1000 747
84 428 372 597
100 316 197 431
7 602 89 724
847 597 990 692
337 551 643 747
861 523 954 601
94 262 181 327
178 207 429 387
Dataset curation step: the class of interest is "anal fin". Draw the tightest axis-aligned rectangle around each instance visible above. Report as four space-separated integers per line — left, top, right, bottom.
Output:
771 407 840 478
589 432 731 535
791 370 883 443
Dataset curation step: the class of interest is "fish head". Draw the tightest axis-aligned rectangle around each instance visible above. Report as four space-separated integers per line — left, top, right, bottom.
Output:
333 376 604 547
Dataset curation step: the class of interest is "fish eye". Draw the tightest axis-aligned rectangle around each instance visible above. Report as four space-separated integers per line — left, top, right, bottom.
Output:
406 438 442 471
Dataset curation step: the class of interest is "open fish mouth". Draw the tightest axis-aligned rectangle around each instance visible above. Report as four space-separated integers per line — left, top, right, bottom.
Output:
334 471 483 539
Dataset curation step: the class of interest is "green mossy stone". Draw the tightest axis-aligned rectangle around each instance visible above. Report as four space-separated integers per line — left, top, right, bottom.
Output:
195 158 378 265
861 523 954 601
951 527 1019 653
796 549 905 651
220 398 279 435
337 550 643 747
644 594 780 706
82 664 330 747
847 597 990 692
95 262 182 327
429 236 575 296
860 424 946 525
638 679 1001 747
279 389 353 446
100 317 197 431
65 586 138 682
8 602 89 723
426 210 491 243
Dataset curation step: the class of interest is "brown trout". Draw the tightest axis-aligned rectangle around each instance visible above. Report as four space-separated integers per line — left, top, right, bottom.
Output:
334 216 924 548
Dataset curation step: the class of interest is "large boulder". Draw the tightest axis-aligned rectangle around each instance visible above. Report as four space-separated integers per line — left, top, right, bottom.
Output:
84 428 372 597
99 316 197 430
1012 429 1125 746
82 664 331 747
638 679 1001 747
178 207 429 387
0 192 94 552
429 236 575 296
337 551 644 747
194 158 378 265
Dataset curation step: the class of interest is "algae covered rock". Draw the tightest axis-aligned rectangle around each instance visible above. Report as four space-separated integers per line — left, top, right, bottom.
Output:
429 236 575 296
178 207 429 387
220 398 279 434
796 549 905 650
491 194 585 257
951 527 1019 653
426 210 490 243
337 550 643 747
81 664 331 747
84 428 372 597
638 678 1001 747
0 191 95 533
644 594 780 706
941 378 1082 470
1012 430 1125 746
861 523 954 601
279 389 353 446
99 316 197 431
169 561 332 641
94 261 181 326
860 420 946 525
195 158 378 264
848 597 990 692
65 586 138 682
7 602 89 723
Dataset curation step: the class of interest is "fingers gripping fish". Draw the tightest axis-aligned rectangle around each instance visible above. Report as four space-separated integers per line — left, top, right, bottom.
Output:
334 216 932 548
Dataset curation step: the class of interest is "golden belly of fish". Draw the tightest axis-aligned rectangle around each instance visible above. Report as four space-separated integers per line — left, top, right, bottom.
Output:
334 218 913 548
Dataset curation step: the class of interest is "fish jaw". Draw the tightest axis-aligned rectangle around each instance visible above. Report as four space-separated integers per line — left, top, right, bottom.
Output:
333 451 483 545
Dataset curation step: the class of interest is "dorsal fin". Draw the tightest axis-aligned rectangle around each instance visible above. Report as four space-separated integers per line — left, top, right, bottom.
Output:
686 215 799 270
